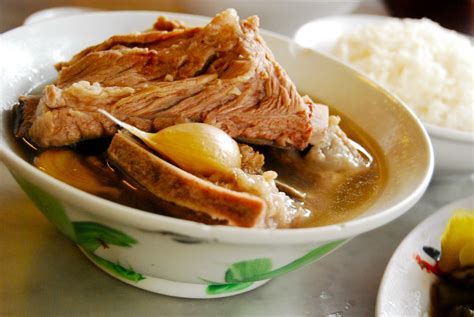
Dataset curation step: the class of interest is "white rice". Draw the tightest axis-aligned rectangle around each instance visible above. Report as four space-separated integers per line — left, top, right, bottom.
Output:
333 18 474 132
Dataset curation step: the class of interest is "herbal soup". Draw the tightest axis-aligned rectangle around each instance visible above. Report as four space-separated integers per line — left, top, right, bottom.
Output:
11 9 385 229
11 95 385 229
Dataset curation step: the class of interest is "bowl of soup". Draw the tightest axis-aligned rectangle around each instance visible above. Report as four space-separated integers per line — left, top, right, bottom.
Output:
0 10 433 298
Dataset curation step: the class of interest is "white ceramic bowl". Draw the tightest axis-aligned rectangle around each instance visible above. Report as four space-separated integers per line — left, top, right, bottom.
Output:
177 0 362 36
294 15 474 177
0 11 433 299
23 6 99 25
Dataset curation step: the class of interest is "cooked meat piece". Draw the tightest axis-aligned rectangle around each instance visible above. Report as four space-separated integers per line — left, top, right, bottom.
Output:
20 75 220 147
267 115 369 214
152 16 187 32
38 81 135 112
229 169 308 228
271 115 368 172
55 27 201 73
25 82 135 147
309 102 329 145
27 9 316 149
14 95 40 138
114 74 217 118
55 150 227 225
239 144 264 174
206 168 308 228
57 48 164 88
28 108 115 148
307 116 368 170
55 30 214 87
147 197 229 225
107 131 266 228
263 116 371 220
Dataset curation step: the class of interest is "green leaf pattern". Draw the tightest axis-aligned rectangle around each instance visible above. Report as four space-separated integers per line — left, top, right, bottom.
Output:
13 174 76 240
84 250 145 282
14 174 346 294
225 258 272 283
13 175 144 282
74 221 137 253
206 240 346 295
206 282 254 295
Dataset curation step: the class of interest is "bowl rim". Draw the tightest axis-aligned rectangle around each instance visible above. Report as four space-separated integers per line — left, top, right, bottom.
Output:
0 10 434 245
424 123 474 143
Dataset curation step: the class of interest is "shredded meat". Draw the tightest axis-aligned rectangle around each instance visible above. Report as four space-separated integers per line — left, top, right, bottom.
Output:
239 144 264 174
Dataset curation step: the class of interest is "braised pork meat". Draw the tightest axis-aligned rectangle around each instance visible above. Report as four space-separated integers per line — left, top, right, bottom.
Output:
18 9 317 150
108 132 267 227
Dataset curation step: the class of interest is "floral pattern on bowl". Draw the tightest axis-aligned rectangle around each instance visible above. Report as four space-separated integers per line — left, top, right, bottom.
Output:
0 11 433 298
13 172 345 297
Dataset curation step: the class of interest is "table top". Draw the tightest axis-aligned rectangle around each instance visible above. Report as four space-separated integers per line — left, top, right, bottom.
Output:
1 1 473 316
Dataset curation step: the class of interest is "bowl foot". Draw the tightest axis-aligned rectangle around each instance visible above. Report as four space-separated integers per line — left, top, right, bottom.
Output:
79 247 270 298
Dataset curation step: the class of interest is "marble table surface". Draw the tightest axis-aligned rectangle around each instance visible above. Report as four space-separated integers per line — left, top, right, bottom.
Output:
1 159 473 316
1 2 473 316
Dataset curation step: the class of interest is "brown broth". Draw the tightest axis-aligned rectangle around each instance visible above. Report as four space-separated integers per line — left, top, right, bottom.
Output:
264 112 386 227
10 103 386 228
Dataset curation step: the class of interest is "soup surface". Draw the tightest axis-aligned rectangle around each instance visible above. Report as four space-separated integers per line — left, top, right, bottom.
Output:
10 91 386 228
264 109 386 227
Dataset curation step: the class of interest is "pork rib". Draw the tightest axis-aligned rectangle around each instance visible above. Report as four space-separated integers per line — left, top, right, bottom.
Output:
108 131 266 227
20 9 317 150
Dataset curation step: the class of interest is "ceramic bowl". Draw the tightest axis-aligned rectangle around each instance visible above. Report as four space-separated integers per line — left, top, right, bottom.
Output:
0 11 433 299
424 123 474 176
177 0 362 36
294 15 474 177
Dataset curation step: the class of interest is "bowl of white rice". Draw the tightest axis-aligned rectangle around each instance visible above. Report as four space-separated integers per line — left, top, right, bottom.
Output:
294 15 474 176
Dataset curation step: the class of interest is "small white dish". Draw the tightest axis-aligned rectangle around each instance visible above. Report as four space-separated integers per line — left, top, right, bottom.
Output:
294 15 474 177
375 195 474 317
294 15 389 52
